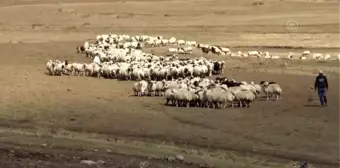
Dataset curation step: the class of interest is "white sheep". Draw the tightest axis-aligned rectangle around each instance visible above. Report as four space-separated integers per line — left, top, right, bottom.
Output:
300 56 307 60
155 80 165 96
302 50 311 57
46 60 55 75
324 54 331 60
64 64 74 75
233 90 256 108
271 55 280 59
147 80 157 96
73 63 85 76
54 62 65 76
177 40 185 46
169 37 176 44
260 81 282 101
138 80 148 96
165 88 176 105
167 48 178 56
312 53 324 60
132 82 140 96
287 53 294 59
248 51 262 58
250 81 261 97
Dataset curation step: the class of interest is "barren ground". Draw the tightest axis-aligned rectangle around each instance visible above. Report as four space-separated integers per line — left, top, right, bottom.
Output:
0 0 339 167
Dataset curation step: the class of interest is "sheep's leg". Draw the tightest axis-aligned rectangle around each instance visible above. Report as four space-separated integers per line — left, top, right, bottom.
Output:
204 102 208 108
246 101 250 108
218 102 222 108
171 99 175 106
215 102 219 108
223 102 227 108
186 101 190 108
266 94 269 101
239 100 242 108
201 101 205 108
207 101 214 108
276 94 279 101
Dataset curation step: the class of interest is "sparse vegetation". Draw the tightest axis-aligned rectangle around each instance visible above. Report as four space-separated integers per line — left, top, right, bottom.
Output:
0 0 338 167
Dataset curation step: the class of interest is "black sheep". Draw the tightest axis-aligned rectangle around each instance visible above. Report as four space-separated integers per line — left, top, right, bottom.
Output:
201 47 210 54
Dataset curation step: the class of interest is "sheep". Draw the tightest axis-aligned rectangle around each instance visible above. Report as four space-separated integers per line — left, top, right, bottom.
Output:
181 46 193 54
271 55 280 59
312 53 324 60
92 64 102 78
73 63 86 76
64 63 74 75
161 39 169 46
46 60 55 75
172 88 196 107
201 47 210 54
138 80 149 96
300 56 307 60
302 50 311 57
239 83 257 96
147 80 157 96
211 46 223 55
233 90 256 108
54 62 65 76
287 52 294 59
260 81 282 101
263 52 270 58
155 80 166 96
165 88 176 106
177 40 185 46
203 86 229 109
169 37 176 44
248 51 262 58
250 81 261 97
324 54 331 60
219 47 231 55
77 46 85 54
132 82 140 96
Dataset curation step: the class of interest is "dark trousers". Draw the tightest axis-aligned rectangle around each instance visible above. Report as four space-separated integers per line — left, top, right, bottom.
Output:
317 88 327 105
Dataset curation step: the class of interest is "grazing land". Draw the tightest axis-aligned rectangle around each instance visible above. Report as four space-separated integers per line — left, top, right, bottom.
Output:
0 0 339 167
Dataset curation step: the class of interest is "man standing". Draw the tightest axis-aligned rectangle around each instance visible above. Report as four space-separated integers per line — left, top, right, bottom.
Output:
93 55 101 65
314 70 329 106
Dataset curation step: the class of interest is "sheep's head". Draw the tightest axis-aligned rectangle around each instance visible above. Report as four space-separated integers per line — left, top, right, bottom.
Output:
241 81 248 85
262 81 269 86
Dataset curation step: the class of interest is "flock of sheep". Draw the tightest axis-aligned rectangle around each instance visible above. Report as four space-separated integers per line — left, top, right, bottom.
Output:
45 33 287 109
132 77 282 108
75 33 339 61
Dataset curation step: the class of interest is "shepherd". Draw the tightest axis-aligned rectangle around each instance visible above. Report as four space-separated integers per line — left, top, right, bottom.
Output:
314 70 329 106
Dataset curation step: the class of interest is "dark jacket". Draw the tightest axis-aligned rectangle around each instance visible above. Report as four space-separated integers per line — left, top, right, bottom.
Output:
314 74 328 89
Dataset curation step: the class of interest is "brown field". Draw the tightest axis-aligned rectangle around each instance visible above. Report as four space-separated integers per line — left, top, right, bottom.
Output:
0 0 339 167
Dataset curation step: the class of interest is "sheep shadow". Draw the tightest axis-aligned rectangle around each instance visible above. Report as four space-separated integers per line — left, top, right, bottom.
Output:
303 104 323 108
256 96 280 101
164 102 249 109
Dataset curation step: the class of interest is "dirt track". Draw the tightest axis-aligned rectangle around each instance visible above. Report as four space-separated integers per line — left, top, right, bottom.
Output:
0 0 339 167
